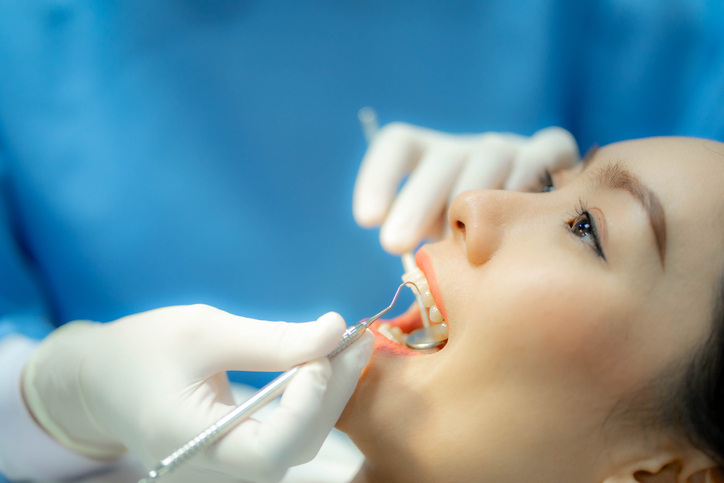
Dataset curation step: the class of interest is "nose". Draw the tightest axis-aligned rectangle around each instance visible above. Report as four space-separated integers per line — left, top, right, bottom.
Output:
448 190 525 266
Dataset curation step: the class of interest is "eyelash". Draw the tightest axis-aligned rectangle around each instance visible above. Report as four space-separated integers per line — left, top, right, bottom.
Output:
566 200 606 260
536 169 606 260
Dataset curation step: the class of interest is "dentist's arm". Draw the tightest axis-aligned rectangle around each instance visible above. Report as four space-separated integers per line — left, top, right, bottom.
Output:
354 124 579 254
20 306 372 483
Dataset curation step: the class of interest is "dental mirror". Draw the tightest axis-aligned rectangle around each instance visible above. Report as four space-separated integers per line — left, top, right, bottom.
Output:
406 323 448 351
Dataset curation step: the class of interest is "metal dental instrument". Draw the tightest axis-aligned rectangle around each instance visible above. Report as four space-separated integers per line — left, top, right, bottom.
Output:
358 106 379 144
405 323 448 351
401 260 449 348
401 253 432 330
401 253 448 351
356 108 448 352
140 281 417 482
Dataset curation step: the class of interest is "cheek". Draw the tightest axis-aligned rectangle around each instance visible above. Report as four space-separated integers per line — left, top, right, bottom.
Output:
455 259 640 388
532 284 631 374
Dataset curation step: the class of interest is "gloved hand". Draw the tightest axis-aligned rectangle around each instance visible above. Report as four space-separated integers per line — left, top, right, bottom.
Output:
353 124 579 254
22 305 373 483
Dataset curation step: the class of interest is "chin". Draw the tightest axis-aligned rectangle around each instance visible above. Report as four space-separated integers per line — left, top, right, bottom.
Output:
336 311 451 482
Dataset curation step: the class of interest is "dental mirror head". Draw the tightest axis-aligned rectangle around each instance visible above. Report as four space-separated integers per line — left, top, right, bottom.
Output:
406 323 448 351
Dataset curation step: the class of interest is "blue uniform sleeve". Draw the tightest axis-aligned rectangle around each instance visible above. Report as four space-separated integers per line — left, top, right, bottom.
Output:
0 146 59 481
0 146 55 343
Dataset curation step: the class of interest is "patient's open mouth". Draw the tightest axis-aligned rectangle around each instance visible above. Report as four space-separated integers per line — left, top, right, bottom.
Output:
371 266 448 355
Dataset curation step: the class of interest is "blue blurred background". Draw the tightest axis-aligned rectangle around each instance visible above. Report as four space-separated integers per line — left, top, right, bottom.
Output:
0 0 721 391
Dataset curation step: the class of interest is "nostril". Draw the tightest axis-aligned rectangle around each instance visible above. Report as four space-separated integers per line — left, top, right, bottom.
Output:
456 220 466 235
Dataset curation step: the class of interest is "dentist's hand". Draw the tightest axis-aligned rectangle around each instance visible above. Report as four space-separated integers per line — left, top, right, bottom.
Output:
22 305 373 483
353 124 579 254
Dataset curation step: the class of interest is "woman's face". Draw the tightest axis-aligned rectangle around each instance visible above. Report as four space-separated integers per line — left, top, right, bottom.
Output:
338 137 724 482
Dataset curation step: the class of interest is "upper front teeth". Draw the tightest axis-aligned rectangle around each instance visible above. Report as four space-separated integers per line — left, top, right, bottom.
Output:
401 267 435 307
401 263 445 324
429 305 443 323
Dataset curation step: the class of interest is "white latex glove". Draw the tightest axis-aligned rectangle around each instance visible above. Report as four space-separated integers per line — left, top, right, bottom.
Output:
353 124 579 254
22 305 373 483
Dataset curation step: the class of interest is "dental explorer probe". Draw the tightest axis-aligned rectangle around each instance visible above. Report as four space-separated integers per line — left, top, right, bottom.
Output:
139 281 418 482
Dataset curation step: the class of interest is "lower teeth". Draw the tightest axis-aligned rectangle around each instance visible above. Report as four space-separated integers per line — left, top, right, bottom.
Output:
377 323 407 346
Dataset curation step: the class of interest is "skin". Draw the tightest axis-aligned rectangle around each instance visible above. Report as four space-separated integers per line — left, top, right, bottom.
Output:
338 137 724 482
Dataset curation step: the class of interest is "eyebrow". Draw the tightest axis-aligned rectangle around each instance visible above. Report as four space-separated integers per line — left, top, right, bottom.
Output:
584 150 667 266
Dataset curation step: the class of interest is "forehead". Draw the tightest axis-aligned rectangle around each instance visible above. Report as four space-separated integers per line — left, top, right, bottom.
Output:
598 136 724 176
596 137 724 218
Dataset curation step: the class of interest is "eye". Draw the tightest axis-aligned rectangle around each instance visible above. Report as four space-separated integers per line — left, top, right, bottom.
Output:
567 211 606 260
538 169 555 193
568 213 593 237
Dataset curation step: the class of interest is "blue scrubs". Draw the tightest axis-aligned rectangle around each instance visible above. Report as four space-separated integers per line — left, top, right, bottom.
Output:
0 0 721 391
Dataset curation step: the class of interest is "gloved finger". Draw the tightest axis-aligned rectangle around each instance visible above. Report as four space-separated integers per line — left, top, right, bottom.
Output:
422 211 448 243
286 329 374 464
379 148 466 254
212 358 334 482
186 308 346 376
504 126 580 191
213 331 374 476
353 123 424 228
448 136 517 203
